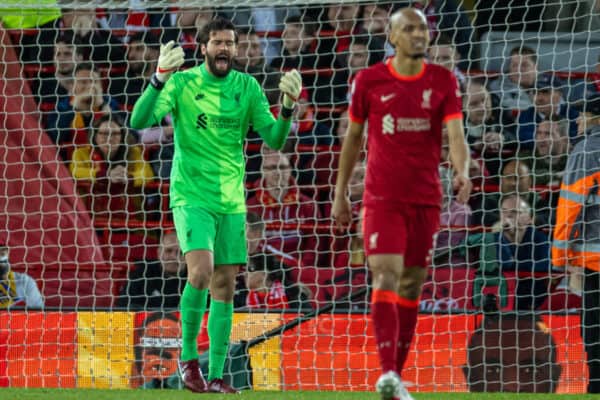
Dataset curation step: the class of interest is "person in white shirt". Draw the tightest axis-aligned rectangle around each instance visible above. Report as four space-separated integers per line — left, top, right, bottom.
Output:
0 243 43 309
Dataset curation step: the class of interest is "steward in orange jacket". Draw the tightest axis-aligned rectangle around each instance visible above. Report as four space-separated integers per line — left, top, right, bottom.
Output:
552 94 600 393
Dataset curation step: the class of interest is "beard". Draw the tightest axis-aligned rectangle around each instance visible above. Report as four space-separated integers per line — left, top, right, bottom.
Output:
206 52 233 77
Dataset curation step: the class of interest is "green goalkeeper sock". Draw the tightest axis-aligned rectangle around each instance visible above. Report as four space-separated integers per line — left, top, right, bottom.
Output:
180 283 208 361
207 299 234 381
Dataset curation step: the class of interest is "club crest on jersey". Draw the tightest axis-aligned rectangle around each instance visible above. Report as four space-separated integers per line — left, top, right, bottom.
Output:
421 89 432 109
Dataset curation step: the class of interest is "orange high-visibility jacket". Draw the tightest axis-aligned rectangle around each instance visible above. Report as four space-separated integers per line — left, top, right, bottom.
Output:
552 126 600 272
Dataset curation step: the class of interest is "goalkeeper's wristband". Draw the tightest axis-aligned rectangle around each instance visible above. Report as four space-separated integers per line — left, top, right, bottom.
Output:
280 105 294 119
150 73 165 90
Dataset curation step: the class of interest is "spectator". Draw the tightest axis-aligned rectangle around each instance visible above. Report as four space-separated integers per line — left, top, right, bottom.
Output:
475 194 552 311
109 31 161 109
69 114 154 221
471 159 541 227
118 231 186 309
34 32 84 105
474 0 546 39
464 312 562 392
45 63 122 154
412 0 475 70
233 27 280 105
428 34 465 86
245 259 289 309
247 150 321 267
488 45 538 119
361 2 395 57
517 74 579 150
60 8 125 65
234 212 310 310
0 242 43 309
162 7 215 67
519 117 569 187
462 78 508 160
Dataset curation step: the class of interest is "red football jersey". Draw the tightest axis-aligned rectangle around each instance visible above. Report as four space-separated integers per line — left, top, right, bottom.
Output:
349 59 462 207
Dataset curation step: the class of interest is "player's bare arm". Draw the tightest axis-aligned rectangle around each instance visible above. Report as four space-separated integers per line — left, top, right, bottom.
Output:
332 120 364 228
445 117 472 204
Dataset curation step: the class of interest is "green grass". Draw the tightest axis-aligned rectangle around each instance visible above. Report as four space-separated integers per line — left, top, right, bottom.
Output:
0 389 595 400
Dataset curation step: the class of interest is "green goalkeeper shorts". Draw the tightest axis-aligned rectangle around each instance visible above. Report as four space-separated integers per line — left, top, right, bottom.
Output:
172 206 247 265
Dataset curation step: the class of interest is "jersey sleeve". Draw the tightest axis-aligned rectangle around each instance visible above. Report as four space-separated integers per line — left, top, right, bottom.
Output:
348 71 368 124
130 75 178 129
442 72 463 123
248 77 276 132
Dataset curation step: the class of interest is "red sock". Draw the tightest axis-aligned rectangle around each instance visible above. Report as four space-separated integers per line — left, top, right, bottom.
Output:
371 289 400 373
395 297 419 375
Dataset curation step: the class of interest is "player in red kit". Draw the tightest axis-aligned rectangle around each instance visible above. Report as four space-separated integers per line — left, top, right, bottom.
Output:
332 8 471 400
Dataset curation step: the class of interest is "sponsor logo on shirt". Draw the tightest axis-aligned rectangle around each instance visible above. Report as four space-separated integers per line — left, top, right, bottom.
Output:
210 117 241 129
381 113 431 133
196 113 207 129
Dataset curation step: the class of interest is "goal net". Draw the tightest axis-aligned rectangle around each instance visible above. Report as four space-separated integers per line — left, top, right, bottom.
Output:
0 0 598 394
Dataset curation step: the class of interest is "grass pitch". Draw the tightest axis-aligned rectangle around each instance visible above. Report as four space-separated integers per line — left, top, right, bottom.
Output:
0 389 595 400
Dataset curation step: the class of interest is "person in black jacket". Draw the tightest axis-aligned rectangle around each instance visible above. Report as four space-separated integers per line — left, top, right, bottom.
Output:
118 230 186 309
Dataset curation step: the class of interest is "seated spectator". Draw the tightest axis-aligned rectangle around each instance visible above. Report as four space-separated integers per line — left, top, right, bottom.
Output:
488 46 538 119
292 88 334 148
245 259 289 310
428 34 465 87
519 117 569 187
34 32 84 105
233 27 280 105
434 166 472 260
517 74 579 150
462 78 508 179
109 31 160 109
162 6 215 67
271 15 319 71
361 2 394 57
45 63 122 154
0 242 43 309
247 150 321 267
60 8 125 65
234 212 310 310
117 230 186 309
413 0 475 70
69 114 154 221
471 159 541 227
472 194 552 311
340 34 385 102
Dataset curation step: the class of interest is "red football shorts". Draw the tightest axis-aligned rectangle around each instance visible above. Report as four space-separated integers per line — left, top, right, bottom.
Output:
362 203 440 267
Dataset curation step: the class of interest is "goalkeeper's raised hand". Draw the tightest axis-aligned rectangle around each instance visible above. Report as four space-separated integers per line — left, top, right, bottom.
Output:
155 41 185 83
279 69 302 109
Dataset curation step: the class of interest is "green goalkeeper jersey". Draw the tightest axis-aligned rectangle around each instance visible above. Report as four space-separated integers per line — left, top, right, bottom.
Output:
131 63 291 213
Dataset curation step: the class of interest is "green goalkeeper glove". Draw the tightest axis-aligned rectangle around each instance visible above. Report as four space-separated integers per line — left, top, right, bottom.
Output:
279 69 302 109
156 40 185 83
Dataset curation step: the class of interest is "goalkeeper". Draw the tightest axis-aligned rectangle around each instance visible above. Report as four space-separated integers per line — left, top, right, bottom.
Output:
130 18 302 394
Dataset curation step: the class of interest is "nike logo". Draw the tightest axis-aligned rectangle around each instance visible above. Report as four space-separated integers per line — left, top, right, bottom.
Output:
381 93 396 102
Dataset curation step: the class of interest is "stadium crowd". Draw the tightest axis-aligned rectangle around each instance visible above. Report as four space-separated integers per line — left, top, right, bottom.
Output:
2 1 599 312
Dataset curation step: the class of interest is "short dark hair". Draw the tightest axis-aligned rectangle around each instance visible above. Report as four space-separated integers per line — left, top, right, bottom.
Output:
509 45 537 64
198 17 238 46
128 31 161 51
284 15 317 36
73 62 95 75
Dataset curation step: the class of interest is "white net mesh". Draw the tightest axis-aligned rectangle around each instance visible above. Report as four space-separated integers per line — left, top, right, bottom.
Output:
0 0 599 394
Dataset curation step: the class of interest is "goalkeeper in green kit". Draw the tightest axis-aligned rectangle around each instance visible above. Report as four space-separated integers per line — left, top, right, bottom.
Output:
130 18 302 394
